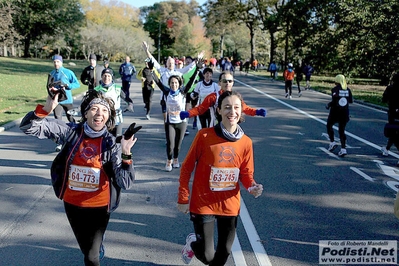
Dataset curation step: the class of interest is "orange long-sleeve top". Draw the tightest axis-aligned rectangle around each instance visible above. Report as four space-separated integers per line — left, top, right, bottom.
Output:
284 69 295 81
187 89 257 117
178 127 255 216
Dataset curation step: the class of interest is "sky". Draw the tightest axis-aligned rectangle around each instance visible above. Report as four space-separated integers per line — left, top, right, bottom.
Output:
120 0 207 9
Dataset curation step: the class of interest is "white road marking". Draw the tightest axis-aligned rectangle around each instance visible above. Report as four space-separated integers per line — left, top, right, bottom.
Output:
350 167 376 182
238 198 272 266
318 147 340 159
232 233 247 265
235 79 397 158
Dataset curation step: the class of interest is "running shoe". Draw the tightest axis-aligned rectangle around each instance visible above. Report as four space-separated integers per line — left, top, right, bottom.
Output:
328 142 338 152
338 148 347 157
173 159 180 168
381 147 389 156
165 160 172 172
181 233 196 264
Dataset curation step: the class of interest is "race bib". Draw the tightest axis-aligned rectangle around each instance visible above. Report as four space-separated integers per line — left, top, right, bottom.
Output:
338 97 347 107
167 102 181 116
209 167 239 191
68 164 101 192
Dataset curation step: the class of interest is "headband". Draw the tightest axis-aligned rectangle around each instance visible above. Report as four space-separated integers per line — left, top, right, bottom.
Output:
85 98 111 114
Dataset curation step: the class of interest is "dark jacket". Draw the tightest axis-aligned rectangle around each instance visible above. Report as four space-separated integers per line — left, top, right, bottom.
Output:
81 65 104 91
382 84 399 123
327 85 353 123
20 112 135 213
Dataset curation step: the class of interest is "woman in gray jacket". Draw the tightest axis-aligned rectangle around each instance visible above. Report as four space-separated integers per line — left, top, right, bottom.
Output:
20 91 138 265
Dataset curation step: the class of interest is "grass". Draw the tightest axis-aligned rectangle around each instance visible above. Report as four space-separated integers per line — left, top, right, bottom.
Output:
0 58 388 127
0 57 121 126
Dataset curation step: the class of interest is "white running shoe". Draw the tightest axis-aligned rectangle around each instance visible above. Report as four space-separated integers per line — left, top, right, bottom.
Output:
285 93 289 98
181 233 196 264
289 95 292 99
55 144 62 152
338 148 347 157
126 103 134 112
173 159 180 168
328 142 338 152
381 147 389 156
298 92 302 97
165 160 172 172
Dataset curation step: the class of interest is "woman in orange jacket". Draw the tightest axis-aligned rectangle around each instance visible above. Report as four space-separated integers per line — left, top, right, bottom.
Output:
177 90 263 265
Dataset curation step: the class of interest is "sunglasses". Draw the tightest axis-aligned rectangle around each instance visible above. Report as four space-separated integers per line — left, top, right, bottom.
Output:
222 79 234 83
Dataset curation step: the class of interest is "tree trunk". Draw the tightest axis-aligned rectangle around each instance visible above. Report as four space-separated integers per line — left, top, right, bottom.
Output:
219 34 224 58
23 35 31 58
269 29 276 63
249 22 255 64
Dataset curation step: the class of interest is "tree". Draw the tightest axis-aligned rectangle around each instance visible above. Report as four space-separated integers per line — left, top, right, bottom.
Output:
0 1 21 56
12 0 84 57
79 0 149 62
141 0 210 60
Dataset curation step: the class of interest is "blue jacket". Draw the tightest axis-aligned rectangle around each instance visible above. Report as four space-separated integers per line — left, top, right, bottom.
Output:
119 63 136 82
19 113 135 213
49 67 80 104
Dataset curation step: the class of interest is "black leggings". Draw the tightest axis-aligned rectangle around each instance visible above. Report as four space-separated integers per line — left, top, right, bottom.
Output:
198 109 212 129
327 117 348 148
64 202 110 266
165 122 187 160
142 87 154 114
54 104 75 123
190 214 237 266
122 81 133 104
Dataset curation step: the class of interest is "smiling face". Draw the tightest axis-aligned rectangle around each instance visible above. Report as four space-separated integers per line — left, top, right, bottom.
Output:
101 73 113 85
204 71 213 82
85 103 110 131
219 73 234 92
166 57 175 70
218 94 242 132
169 76 180 91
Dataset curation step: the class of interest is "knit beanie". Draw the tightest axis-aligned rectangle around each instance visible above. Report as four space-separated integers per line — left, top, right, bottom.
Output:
53 55 63 62
89 54 97 60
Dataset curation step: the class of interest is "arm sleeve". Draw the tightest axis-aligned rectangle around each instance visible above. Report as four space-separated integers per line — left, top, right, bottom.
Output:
242 100 257 116
112 143 136 190
178 131 201 204
239 138 255 190
68 71 80 90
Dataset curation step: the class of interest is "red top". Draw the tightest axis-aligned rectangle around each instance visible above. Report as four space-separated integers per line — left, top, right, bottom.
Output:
178 127 255 216
63 137 110 207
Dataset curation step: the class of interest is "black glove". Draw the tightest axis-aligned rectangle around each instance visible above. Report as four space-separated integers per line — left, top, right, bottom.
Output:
325 102 332 109
116 123 142 143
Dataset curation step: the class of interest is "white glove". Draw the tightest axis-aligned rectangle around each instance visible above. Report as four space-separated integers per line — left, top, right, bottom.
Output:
248 184 263 198
177 203 189 214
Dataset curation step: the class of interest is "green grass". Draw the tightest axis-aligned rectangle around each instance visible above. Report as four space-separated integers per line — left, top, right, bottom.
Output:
0 57 121 126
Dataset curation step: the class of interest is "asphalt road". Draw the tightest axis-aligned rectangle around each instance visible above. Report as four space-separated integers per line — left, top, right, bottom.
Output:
0 74 398 266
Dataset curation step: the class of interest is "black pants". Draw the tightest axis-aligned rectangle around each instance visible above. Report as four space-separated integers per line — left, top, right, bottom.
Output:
165 122 187 160
198 109 211 129
327 116 348 148
64 202 110 266
190 214 237 266
285 80 293 95
54 104 75 123
142 87 154 114
122 81 133 104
